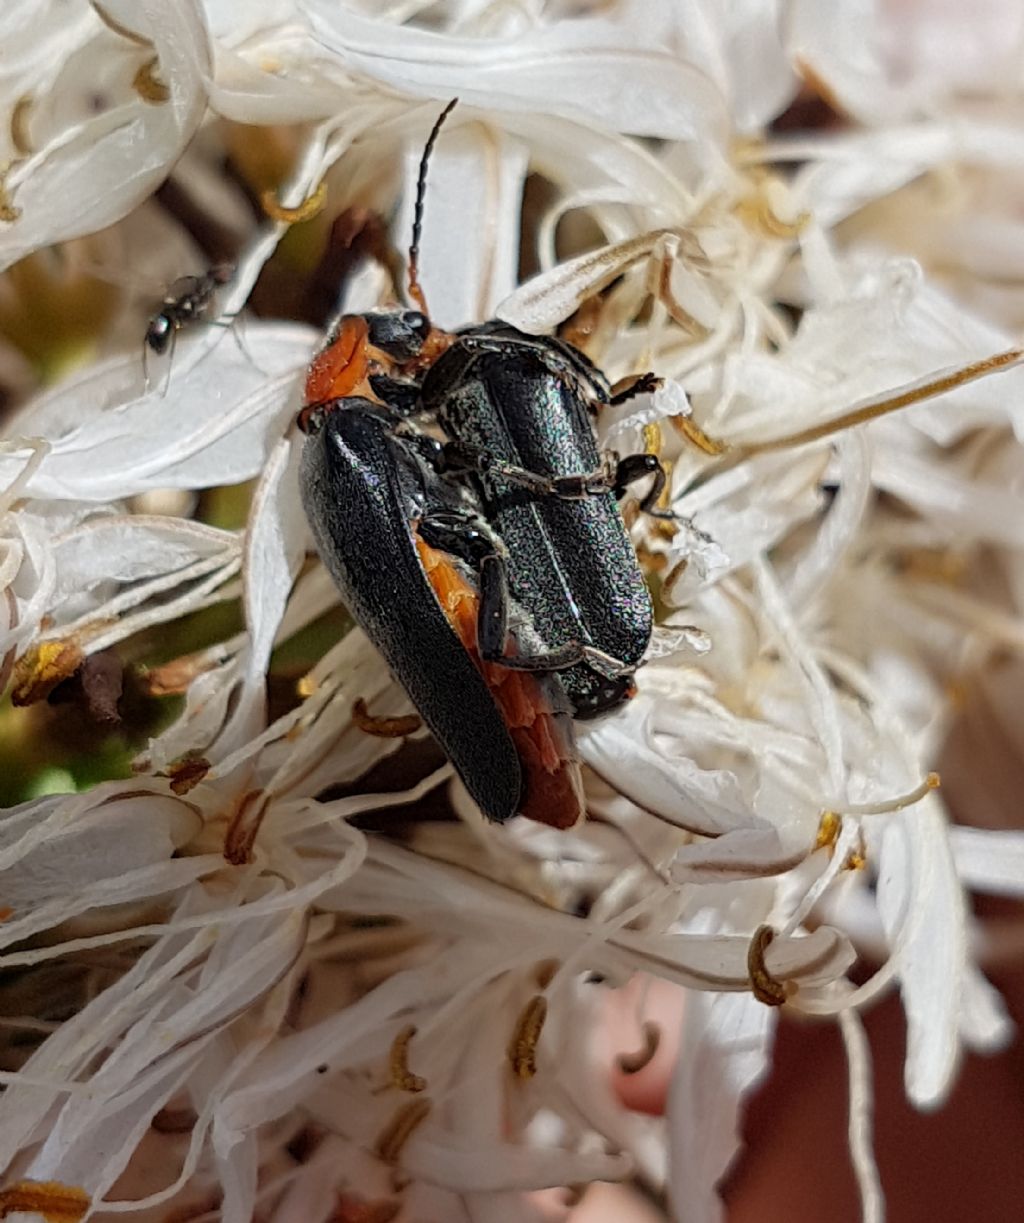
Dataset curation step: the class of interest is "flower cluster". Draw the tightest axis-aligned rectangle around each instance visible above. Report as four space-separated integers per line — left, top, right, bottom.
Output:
1 3 1023 1222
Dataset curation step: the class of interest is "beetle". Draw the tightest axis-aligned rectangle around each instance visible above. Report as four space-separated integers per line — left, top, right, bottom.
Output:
304 108 668 718
299 395 584 827
418 322 666 718
298 100 668 822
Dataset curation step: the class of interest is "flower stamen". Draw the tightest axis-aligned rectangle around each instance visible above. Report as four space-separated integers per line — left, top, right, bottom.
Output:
669 413 728 455
747 925 789 1007
838 773 940 816
616 1021 661 1074
132 58 170 105
352 699 422 739
737 347 1024 459
389 1025 427 1093
0 163 21 223
0 1180 89 1223
815 810 842 851
223 788 268 865
90 2 153 47
260 181 327 224
11 640 84 706
374 1098 431 1165
508 994 547 1079
10 96 32 157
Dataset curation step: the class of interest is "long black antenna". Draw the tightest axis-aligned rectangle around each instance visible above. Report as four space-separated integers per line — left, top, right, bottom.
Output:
407 98 458 315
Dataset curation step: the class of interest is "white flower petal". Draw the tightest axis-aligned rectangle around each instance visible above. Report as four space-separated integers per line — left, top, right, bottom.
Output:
667 990 774 1223
875 802 967 1108
0 2 210 271
302 4 727 140
948 826 1024 897
2 322 313 501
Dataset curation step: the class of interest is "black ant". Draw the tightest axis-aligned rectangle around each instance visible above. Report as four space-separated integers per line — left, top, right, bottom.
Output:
143 261 235 388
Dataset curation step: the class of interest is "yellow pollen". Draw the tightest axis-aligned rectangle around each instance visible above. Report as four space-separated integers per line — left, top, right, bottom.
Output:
815 810 842 851
0 1180 89 1223
11 639 84 706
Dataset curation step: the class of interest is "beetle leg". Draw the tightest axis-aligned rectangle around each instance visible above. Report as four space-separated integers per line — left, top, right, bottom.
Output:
441 441 621 502
418 512 632 678
612 452 676 520
608 371 662 406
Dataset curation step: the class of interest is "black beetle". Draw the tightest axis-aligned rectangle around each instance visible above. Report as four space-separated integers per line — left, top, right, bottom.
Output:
299 395 584 827
419 321 666 718
298 100 667 822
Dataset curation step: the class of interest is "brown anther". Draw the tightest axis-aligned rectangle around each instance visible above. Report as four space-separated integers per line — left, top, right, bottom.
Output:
352 698 422 739
533 958 560 989
815 810 842 852
508 994 547 1080
669 413 728 456
132 57 170 104
747 924 789 1007
261 180 327 224
296 672 318 699
0 162 21 223
10 96 32 156
616 1021 661 1074
0 907 13 922
10 640 84 705
389 1024 427 1093
164 753 211 796
223 788 267 865
374 1097 431 1165
0 1180 89 1223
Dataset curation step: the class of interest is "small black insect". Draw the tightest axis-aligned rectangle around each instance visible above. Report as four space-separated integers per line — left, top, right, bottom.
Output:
143 262 234 386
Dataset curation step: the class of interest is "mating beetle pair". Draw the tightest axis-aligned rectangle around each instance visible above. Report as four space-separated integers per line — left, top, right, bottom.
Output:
299 104 668 827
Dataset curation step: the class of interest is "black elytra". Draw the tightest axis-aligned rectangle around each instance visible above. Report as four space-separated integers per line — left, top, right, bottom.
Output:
300 399 526 823
420 321 655 719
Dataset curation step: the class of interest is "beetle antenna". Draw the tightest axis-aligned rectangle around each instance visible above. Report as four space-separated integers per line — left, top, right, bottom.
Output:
407 98 458 315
